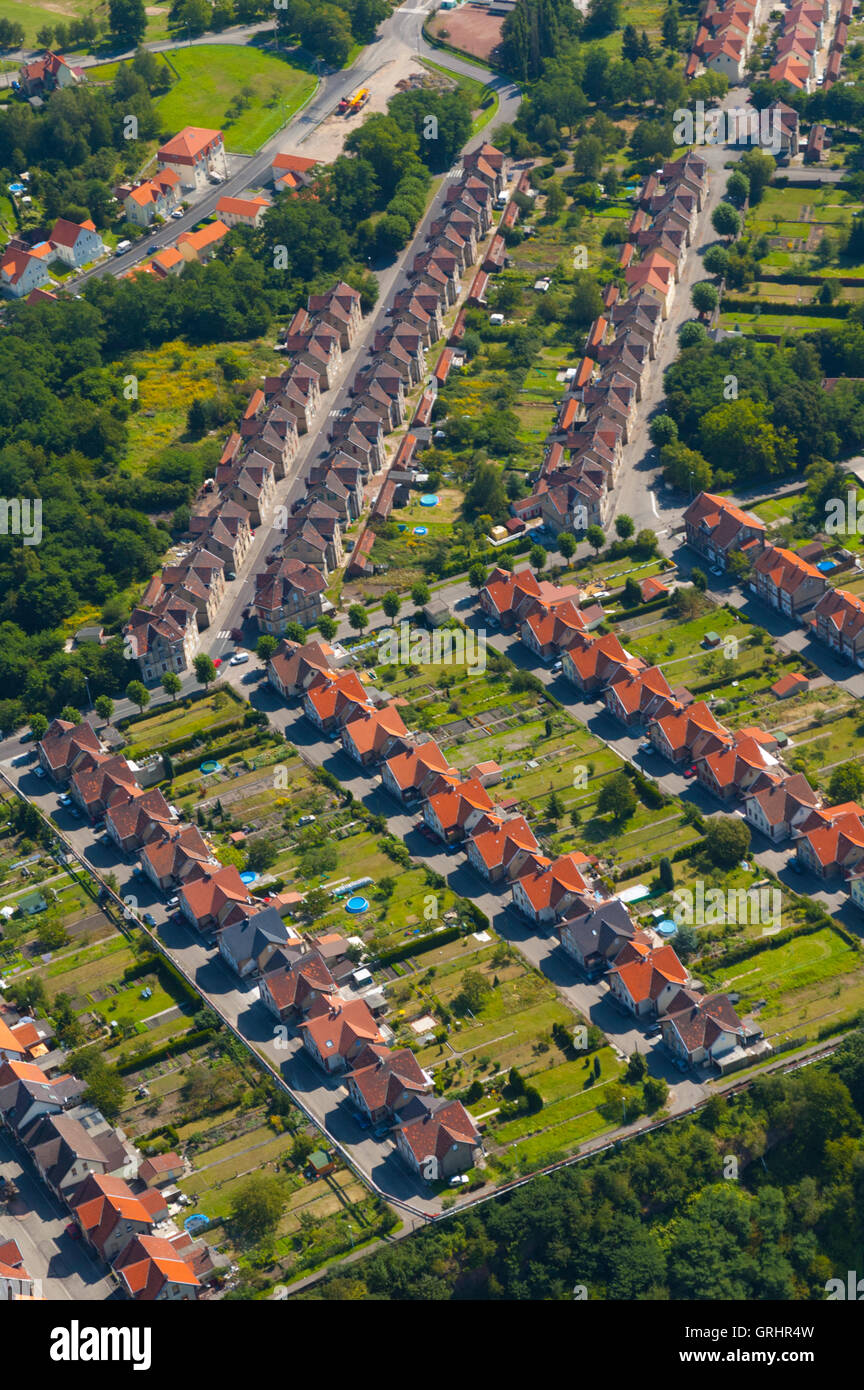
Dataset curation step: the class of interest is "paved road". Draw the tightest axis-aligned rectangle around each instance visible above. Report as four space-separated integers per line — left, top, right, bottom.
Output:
70 0 517 290
0 1130 115 1300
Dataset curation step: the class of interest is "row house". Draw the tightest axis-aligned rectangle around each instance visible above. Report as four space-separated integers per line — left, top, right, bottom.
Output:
281 508 345 576
21 1108 137 1201
125 599 199 682
611 292 662 357
264 364 322 434
240 406 299 476
253 556 327 634
411 249 459 307
190 499 252 573
307 281 363 350
446 180 493 236
281 315 343 390
374 320 427 383
390 284 444 345
69 1174 169 1264
462 142 506 197
625 250 676 318
520 599 590 662
351 360 406 430
329 415 386 474
751 544 829 617
156 549 225 632
2 1069 85 1132
307 455 365 520
683 491 765 570
429 211 478 269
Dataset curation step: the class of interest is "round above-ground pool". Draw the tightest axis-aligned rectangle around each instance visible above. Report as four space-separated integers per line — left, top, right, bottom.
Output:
413 525 428 536
346 895 369 913
657 919 678 937
200 760 222 774
419 494 439 507
240 870 258 885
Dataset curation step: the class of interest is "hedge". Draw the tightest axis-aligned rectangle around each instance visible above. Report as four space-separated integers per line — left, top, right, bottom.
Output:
695 916 860 976
372 924 462 968
117 1026 218 1075
172 730 280 777
722 297 848 318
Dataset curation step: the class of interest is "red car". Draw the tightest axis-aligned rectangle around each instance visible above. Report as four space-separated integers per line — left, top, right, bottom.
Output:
65 1221 81 1240
683 766 697 778
213 657 222 667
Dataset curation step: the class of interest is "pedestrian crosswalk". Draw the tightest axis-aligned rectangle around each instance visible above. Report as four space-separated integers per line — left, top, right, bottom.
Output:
215 629 231 639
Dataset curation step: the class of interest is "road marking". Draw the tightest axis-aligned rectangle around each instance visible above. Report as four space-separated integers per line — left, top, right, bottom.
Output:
650 491 659 517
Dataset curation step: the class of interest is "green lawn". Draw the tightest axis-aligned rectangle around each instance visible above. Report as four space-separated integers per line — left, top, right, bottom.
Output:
155 46 317 156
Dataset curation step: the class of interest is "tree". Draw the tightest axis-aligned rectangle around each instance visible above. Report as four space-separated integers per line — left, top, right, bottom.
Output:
36 25 54 47
586 525 605 555
634 529 658 557
597 771 636 822
739 147 775 205
704 815 750 868
557 531 577 560
662 1 679 48
692 281 719 319
229 1172 286 1246
679 321 708 348
81 1057 125 1121
463 462 508 523
318 616 338 641
546 789 564 820
125 680 150 714
94 696 114 723
283 622 306 643
246 836 277 873
28 713 48 740
161 673 181 703
193 654 217 689
643 1075 669 1112
692 567 708 592
381 591 402 619
726 170 750 207
109 0 147 45
59 706 82 725
658 856 674 891
468 562 488 591
627 1050 647 1082
828 761 864 804
347 604 369 634
256 635 278 661
411 580 431 606
529 544 547 571
711 202 741 240
614 514 635 541
703 244 729 277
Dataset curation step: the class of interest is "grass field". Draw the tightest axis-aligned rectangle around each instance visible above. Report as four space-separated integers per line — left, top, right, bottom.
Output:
155 46 316 155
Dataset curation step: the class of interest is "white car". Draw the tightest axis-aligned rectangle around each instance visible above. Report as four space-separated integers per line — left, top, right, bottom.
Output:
229 652 249 666
449 1174 470 1188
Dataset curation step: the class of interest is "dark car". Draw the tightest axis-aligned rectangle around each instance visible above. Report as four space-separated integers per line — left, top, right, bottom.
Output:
645 1023 662 1037
147 242 158 253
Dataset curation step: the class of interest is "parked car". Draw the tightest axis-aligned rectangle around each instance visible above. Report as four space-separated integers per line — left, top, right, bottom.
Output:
147 242 158 253
67 807 81 819
229 651 249 667
683 766 697 779
59 794 72 806
33 766 46 778
355 1112 370 1130
645 1023 662 1037
638 742 653 754
65 1222 81 1240
551 660 562 673
449 1174 469 1187
170 207 184 219
298 814 316 826
142 913 156 926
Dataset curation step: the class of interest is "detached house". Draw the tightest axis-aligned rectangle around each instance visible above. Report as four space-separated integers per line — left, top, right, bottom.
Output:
558 897 638 977
37 719 102 784
179 865 254 934
466 815 539 882
423 776 495 843
219 906 297 979
341 703 409 766
157 127 226 191
267 638 336 699
105 787 176 855
660 990 747 1068
299 999 382 1074
606 939 688 1018
48 217 104 268
794 802 864 878
511 853 593 926
253 557 327 634
1 243 52 298
396 1098 481 1180
113 1234 200 1302
743 773 821 843
603 665 678 728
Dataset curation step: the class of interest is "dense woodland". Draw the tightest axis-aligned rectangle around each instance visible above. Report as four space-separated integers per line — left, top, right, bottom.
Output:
299 1031 864 1300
